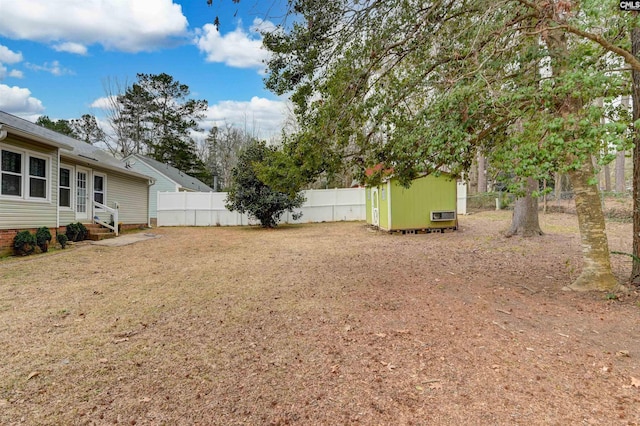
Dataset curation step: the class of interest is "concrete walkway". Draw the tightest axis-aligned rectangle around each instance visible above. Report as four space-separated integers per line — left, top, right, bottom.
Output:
91 233 162 247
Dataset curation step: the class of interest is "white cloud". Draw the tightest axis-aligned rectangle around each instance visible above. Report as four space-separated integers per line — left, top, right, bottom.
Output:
90 96 117 110
25 60 73 77
203 96 286 137
194 18 271 69
0 0 188 53
0 45 23 64
0 84 45 115
89 94 285 136
53 42 88 55
0 44 24 81
251 18 277 34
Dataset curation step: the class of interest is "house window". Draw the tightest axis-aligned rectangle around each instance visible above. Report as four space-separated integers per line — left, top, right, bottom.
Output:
1 149 22 197
0 147 50 201
59 166 72 208
93 174 105 206
29 156 47 199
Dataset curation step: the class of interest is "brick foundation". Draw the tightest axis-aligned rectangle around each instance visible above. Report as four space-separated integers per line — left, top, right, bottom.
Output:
0 223 149 257
0 229 19 257
0 227 62 257
119 223 149 232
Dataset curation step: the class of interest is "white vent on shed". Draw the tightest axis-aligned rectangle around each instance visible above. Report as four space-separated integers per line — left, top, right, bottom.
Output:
431 210 456 221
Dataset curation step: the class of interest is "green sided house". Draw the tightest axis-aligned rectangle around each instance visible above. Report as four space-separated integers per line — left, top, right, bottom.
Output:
0 110 153 255
365 173 458 233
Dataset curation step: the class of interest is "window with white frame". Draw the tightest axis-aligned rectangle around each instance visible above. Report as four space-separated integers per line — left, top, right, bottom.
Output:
59 166 72 208
1 149 22 197
29 156 47 199
1 147 50 201
93 173 105 207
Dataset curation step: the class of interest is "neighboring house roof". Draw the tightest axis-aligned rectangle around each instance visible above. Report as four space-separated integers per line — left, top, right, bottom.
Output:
124 154 213 192
0 110 152 182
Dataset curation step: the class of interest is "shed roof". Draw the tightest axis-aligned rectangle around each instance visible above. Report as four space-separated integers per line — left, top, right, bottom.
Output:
125 153 213 192
365 163 394 178
364 163 454 184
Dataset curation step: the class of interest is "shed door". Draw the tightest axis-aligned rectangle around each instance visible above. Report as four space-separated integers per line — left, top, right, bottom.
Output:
371 187 379 227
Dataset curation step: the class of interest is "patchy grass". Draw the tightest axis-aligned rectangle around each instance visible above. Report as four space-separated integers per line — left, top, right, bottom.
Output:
1 213 639 425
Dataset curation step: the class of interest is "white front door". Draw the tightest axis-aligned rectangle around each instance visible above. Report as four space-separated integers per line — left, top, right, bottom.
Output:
371 187 379 227
76 167 90 221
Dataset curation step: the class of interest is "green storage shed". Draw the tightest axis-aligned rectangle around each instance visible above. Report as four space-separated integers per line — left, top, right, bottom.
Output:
365 173 457 232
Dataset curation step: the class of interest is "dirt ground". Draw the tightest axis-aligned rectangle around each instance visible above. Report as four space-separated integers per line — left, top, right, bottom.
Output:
1 208 640 425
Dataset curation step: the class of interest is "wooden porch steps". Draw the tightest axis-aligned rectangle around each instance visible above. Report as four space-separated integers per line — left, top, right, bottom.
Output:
83 223 116 241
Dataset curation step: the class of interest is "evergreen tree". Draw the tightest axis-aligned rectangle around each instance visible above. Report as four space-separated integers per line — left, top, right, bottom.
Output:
70 114 106 145
35 115 77 138
225 140 305 228
114 73 210 181
115 82 154 155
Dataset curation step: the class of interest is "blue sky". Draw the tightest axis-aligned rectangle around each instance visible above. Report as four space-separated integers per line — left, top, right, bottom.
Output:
0 0 290 139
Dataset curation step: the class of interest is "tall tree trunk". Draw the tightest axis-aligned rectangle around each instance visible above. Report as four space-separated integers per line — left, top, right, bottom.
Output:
542 21 619 292
477 153 487 193
631 27 640 285
567 160 620 291
505 177 543 237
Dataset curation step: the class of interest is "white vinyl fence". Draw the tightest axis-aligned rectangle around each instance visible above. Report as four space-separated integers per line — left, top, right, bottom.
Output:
157 188 367 227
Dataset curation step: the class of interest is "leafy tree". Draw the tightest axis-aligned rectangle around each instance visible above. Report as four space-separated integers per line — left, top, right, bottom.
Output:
35 115 77 137
257 0 636 291
631 27 640 285
225 140 305 228
497 1 640 288
211 0 640 290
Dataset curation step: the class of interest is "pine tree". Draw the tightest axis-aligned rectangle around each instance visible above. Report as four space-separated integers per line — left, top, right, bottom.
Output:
114 73 210 181
35 116 77 138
